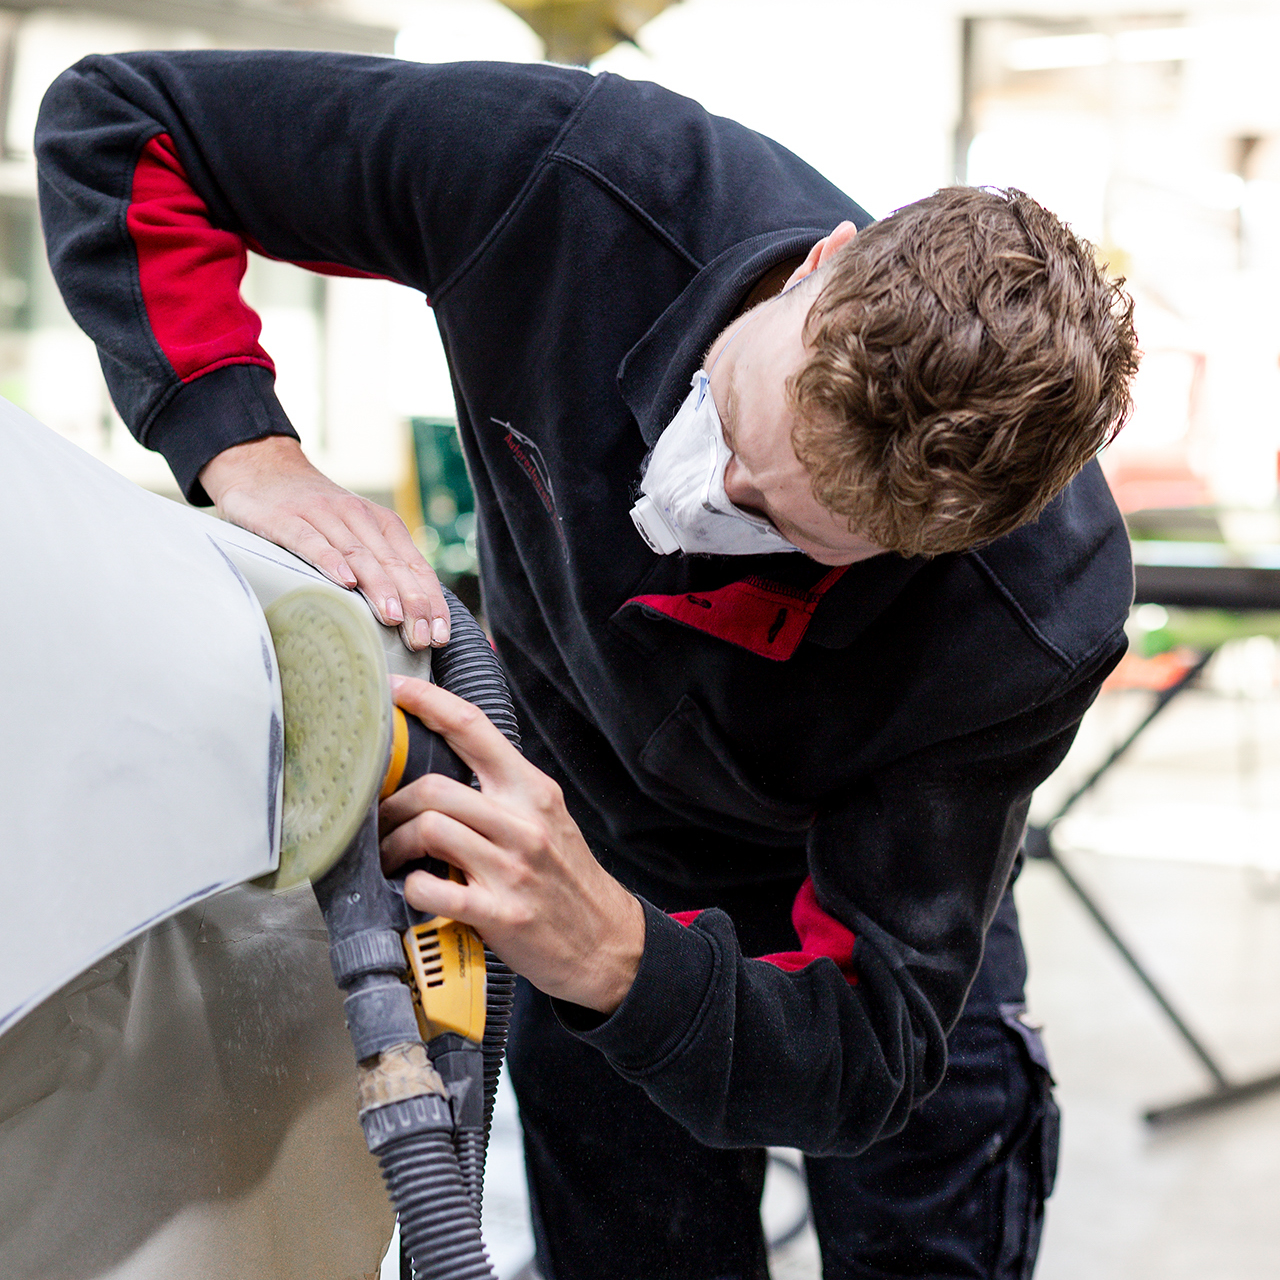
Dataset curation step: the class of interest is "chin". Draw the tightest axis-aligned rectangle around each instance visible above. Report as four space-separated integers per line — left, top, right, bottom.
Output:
806 544 883 566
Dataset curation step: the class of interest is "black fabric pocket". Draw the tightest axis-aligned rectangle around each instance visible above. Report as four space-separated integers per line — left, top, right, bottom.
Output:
805 1005 1058 1280
996 1003 1061 1275
638 694 814 837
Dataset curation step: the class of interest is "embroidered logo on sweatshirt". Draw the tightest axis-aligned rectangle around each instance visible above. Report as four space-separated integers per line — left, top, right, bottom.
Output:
493 418 569 558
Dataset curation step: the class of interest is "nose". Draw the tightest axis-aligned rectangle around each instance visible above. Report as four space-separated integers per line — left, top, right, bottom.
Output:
727 455 747 499
722 455 748 506
722 457 772 523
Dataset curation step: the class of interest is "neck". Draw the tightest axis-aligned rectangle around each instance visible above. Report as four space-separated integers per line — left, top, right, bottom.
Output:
738 255 805 315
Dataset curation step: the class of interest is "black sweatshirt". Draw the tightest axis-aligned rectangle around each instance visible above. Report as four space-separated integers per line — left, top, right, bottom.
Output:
36 53 1133 1155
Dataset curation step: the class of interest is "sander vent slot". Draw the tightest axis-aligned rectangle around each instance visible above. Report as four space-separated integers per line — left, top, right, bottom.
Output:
412 929 447 988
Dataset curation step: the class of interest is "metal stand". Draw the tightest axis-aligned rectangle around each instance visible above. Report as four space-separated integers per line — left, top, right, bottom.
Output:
1025 649 1280 1126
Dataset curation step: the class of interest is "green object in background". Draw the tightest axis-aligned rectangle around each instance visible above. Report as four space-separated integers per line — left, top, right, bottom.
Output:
1132 604 1280 657
408 416 477 582
1125 509 1224 544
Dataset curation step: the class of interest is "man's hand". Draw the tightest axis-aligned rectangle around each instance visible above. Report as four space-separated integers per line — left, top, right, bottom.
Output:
379 676 646 1014
199 435 450 648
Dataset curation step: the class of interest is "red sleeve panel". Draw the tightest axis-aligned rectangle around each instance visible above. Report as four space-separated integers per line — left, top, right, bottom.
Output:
669 877 858 984
128 134 273 384
127 135 394 387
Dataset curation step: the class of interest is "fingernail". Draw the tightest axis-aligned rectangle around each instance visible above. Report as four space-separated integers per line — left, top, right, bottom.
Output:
414 619 431 649
388 674 406 692
385 597 404 624
431 618 450 646
338 565 357 588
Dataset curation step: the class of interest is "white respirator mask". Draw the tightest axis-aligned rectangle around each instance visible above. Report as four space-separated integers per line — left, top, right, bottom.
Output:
630 370 800 556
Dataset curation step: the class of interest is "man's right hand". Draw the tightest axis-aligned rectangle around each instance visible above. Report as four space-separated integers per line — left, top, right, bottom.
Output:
199 435 451 649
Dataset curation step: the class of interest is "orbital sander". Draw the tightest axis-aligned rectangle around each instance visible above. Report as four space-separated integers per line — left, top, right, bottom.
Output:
225 537 517 1280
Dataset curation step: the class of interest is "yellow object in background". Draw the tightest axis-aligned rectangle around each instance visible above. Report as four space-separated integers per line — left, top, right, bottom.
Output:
500 0 677 65
393 423 428 551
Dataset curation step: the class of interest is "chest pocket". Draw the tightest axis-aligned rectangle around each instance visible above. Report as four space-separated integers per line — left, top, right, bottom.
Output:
638 695 815 840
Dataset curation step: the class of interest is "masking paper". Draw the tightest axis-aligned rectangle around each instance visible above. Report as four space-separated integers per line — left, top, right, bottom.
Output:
0 884 392 1280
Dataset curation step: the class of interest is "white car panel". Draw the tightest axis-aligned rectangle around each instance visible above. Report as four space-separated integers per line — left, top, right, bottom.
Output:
0 402 410 1278
0 401 283 1034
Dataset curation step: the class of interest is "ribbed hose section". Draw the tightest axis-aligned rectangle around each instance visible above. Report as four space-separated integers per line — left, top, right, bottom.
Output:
454 1128 487 1220
434 589 521 751
381 1132 496 1280
482 950 516 1143
396 589 519 1280
436 591 520 1192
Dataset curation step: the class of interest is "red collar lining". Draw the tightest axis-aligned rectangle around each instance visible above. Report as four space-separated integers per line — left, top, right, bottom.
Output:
626 565 848 660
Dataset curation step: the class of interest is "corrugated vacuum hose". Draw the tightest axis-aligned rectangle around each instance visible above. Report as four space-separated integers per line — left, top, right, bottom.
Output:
312 587 520 1280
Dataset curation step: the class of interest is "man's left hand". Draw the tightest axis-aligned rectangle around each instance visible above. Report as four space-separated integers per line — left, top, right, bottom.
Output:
379 675 645 1015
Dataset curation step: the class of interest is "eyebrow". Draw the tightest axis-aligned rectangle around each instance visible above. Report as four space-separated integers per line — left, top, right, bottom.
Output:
722 365 741 454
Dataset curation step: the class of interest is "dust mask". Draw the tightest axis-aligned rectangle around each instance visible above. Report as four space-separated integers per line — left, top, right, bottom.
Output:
630 371 799 556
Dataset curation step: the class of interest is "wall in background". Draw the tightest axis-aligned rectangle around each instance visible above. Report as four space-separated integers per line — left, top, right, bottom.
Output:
5 0 1280 533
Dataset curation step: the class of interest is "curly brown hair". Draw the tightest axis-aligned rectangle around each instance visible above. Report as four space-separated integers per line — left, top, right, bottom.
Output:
789 187 1139 557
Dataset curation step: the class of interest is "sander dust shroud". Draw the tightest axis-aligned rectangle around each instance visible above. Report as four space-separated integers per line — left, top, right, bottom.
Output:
261 566 520 1280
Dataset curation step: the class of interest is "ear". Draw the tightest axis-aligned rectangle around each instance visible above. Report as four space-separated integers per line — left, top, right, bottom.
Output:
784 221 859 290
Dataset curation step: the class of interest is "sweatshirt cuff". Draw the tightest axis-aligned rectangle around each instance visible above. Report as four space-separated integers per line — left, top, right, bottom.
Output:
141 362 298 505
552 897 719 1073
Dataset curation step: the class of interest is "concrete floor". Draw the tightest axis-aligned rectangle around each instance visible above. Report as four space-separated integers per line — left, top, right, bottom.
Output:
387 675 1280 1280
722 854 1280 1280
1020 853 1280 1280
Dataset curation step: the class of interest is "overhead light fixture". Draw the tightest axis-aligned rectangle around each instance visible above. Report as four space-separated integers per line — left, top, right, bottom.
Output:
500 0 677 64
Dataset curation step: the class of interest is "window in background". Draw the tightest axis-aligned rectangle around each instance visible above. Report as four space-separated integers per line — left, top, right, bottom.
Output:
959 9 1280 539
0 11 210 493
0 4 421 500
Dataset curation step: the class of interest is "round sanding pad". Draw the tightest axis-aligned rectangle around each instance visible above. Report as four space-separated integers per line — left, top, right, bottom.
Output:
259 586 391 890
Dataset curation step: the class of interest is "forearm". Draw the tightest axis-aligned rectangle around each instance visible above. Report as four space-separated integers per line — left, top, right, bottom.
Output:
35 51 589 499
36 54 592 640
198 435 306 507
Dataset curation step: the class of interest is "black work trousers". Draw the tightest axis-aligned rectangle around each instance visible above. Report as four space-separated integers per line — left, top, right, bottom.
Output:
507 887 1058 1280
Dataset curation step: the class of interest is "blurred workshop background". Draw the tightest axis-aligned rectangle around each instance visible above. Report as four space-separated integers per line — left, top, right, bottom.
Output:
5 1 1279 1277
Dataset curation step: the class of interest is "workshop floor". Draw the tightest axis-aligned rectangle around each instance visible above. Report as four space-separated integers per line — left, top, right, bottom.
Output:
384 679 1280 1280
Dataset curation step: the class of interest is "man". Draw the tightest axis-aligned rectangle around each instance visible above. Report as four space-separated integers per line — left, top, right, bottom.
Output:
36 53 1137 1279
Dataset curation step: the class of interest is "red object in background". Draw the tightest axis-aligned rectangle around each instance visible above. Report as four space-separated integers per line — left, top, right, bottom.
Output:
1101 460 1214 515
1100 346 1210 514
1103 646 1202 692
